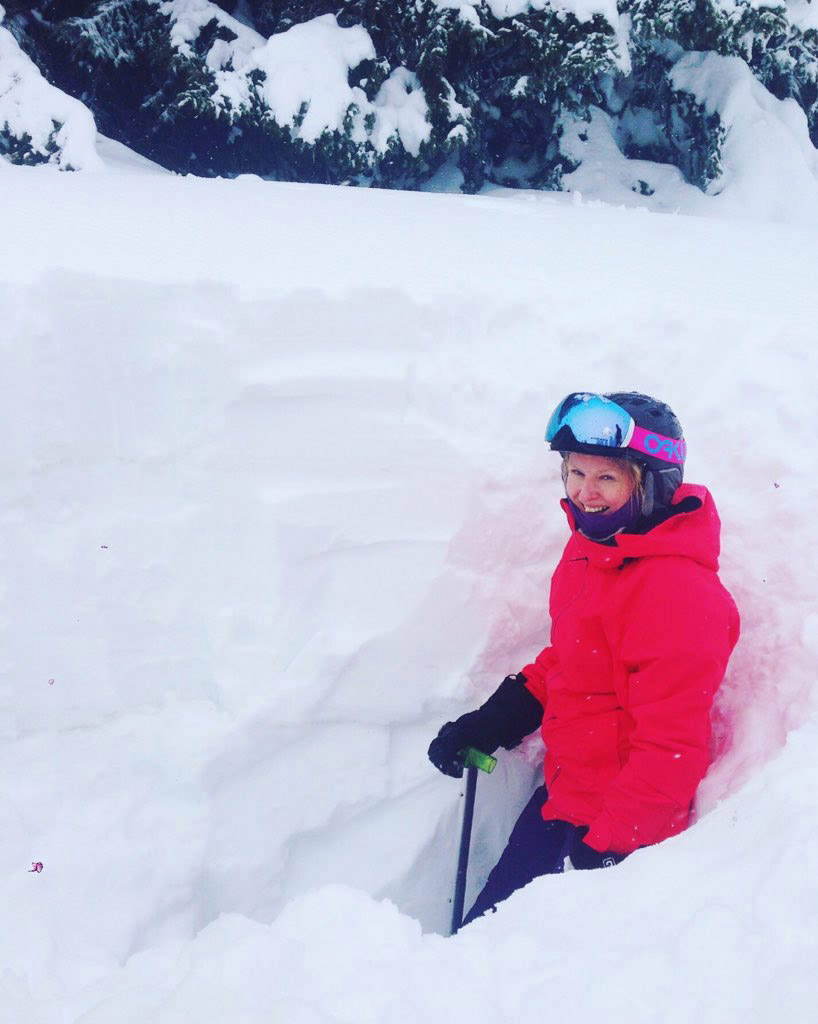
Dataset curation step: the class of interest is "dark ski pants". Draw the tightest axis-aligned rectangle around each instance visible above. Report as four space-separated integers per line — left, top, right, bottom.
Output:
462 785 627 926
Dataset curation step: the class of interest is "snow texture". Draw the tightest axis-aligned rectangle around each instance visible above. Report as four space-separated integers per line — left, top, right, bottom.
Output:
0 8 101 171
670 51 818 221
372 68 432 157
559 48 818 224
157 3 430 155
5 4 818 220
787 0 818 33
434 0 620 26
1 141 818 1019
246 15 375 145
158 0 264 57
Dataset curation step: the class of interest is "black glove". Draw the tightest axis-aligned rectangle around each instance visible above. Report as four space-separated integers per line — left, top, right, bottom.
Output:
427 673 543 778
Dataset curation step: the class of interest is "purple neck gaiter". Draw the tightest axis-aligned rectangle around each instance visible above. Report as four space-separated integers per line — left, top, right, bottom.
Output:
568 490 642 541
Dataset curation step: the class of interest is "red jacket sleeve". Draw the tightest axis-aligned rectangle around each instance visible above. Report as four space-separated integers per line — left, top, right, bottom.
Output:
520 645 556 712
584 563 739 854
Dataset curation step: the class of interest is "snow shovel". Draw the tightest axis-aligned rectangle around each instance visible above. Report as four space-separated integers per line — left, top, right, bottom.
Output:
450 747 496 935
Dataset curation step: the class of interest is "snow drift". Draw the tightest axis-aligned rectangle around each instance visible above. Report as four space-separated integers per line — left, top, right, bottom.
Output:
1 159 818 1021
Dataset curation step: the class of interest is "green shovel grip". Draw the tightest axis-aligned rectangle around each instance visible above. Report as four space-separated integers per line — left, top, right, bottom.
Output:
461 747 497 774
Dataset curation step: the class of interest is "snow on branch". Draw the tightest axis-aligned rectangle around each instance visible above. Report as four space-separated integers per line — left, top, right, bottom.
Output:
0 13 101 171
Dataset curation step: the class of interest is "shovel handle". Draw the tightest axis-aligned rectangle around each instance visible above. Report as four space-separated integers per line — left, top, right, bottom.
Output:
450 748 495 935
461 747 497 773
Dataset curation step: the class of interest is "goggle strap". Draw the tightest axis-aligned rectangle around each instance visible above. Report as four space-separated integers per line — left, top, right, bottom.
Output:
629 425 686 465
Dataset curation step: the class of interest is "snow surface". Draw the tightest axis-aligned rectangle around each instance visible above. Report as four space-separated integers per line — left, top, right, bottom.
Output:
245 14 375 146
2 149 818 1020
372 68 432 157
157 4 431 156
7 2 818 225
787 0 818 32
0 9 101 171
434 0 620 27
158 0 264 58
561 50 818 223
0 2 430 165
671 51 818 221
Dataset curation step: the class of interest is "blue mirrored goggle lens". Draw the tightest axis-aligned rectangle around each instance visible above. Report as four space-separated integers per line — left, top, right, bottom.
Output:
545 393 634 448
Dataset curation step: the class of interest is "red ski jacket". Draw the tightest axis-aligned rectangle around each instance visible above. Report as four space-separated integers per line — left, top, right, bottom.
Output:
521 484 740 855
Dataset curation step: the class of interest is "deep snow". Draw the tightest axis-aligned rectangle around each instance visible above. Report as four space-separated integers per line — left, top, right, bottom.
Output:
6 1 818 224
1 152 818 1021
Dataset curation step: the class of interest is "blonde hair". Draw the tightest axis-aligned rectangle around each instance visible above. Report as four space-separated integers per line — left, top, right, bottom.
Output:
560 452 644 502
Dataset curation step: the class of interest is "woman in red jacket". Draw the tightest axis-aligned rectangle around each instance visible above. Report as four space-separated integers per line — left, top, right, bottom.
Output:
428 391 740 925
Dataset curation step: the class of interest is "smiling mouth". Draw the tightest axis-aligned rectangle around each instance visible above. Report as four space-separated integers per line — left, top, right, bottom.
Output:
583 505 610 513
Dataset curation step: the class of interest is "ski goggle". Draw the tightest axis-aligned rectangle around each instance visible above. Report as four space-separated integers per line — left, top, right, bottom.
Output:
545 393 686 466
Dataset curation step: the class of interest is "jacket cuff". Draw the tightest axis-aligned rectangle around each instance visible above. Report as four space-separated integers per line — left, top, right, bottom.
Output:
583 817 613 853
481 673 544 751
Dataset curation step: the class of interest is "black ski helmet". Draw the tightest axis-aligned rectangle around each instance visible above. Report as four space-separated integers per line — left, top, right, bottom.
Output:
548 391 684 516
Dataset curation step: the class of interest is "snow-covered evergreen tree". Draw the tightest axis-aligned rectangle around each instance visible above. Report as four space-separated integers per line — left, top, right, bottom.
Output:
0 1 101 169
2 0 818 195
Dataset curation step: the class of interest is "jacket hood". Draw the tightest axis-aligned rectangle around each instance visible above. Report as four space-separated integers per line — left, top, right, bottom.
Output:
561 484 722 571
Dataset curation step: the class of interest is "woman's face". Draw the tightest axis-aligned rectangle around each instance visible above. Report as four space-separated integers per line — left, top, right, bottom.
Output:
565 453 636 515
